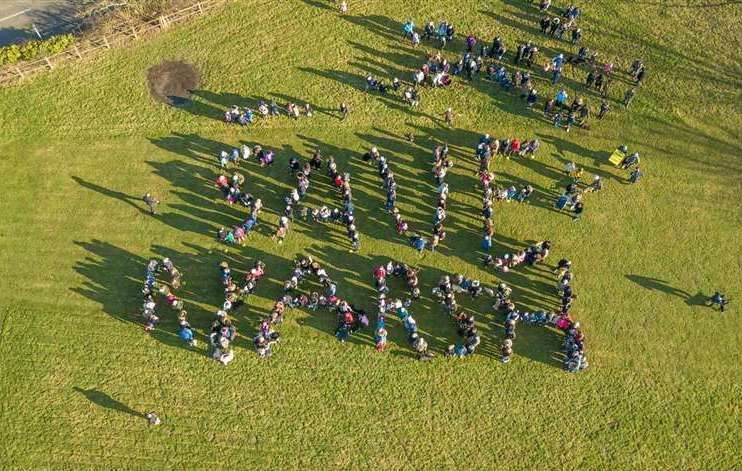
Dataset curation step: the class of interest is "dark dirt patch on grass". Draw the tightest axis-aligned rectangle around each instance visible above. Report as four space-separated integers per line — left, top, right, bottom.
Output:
147 61 200 106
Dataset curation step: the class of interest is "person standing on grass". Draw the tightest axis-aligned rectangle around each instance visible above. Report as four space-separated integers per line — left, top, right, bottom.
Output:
443 107 454 126
403 20 415 40
146 412 161 425
624 88 636 107
572 202 584 221
339 1 347 14
709 292 729 312
635 67 646 85
339 102 349 120
629 166 644 184
597 101 610 120
142 193 159 215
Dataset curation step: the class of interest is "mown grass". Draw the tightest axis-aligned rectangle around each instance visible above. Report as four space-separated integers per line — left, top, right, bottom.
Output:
0 0 740 468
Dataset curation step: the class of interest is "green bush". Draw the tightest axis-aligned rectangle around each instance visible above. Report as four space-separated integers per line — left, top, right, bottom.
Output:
0 34 75 67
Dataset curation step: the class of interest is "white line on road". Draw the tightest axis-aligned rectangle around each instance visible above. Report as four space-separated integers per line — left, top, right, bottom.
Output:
0 9 31 23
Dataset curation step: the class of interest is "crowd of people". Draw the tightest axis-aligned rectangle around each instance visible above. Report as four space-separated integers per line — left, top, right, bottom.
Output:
433 274 488 358
327 155 360 251
224 100 314 125
483 240 552 273
133 2 688 371
281 256 369 344
213 156 264 244
366 147 412 236
210 259 267 364
372 262 433 359
486 247 587 372
140 258 196 346
384 0 645 139
271 157 313 244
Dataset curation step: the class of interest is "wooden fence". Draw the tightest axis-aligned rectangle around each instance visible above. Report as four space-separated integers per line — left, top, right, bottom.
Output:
0 0 230 86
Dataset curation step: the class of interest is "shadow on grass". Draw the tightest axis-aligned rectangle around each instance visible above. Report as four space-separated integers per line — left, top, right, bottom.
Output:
625 274 708 307
71 176 151 215
73 387 144 418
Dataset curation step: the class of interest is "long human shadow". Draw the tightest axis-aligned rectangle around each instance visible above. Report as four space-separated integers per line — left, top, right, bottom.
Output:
625 274 707 307
73 387 144 418
71 176 150 215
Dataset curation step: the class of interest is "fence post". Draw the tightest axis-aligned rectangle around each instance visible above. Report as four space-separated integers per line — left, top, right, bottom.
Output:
73 44 82 58
103 35 111 48
131 25 139 39
197 2 204 14
44 57 54 69
159 16 168 29
15 66 25 79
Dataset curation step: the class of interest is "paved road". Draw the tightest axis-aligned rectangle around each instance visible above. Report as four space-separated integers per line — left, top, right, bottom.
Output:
0 0 78 46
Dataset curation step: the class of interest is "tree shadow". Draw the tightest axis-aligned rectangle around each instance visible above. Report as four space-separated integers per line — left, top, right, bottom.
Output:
73 387 144 418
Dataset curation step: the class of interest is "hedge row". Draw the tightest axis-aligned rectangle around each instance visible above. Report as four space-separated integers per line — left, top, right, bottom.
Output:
0 34 75 67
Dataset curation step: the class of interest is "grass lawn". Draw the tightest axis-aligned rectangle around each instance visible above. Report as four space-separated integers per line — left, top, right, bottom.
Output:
0 0 740 468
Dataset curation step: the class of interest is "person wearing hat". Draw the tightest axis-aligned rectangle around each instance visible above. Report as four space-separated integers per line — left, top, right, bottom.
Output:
375 324 388 352
178 320 197 347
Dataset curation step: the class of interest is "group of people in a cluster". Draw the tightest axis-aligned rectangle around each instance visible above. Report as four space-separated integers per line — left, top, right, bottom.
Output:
612 144 644 183
432 274 487 358
538 2 583 43
140 258 197 346
380 0 646 139
218 144 275 169
281 256 369 343
326 154 361 251
404 19 456 49
373 262 433 359
364 146 412 236
551 257 587 371
213 148 267 244
544 89 595 131
211 259 267 364
483 240 552 274
224 100 313 125
217 259 279 359
271 155 314 244
482 240 587 371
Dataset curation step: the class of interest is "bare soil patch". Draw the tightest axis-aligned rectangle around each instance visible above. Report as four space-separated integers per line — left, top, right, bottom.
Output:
147 61 200 106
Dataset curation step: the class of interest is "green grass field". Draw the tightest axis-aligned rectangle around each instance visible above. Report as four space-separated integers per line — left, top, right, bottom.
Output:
1 0 740 468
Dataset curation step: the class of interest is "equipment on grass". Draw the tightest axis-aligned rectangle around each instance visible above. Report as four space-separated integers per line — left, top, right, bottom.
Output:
609 145 627 166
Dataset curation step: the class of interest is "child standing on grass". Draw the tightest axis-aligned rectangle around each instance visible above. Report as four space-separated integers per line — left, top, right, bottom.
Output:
629 166 644 184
